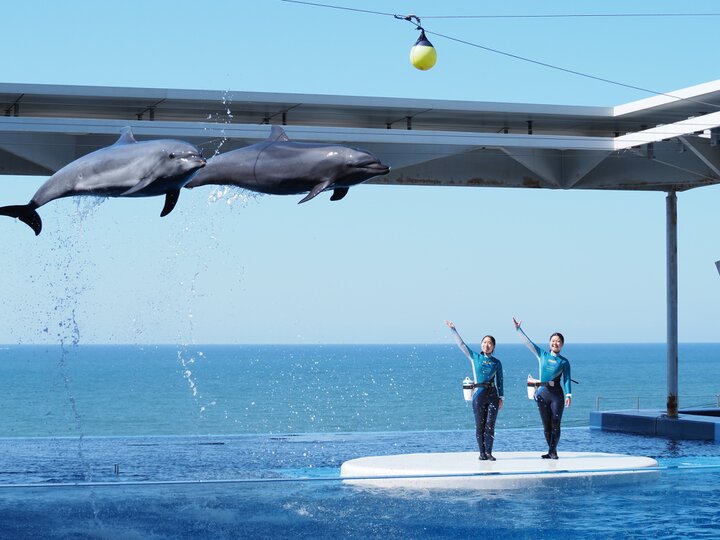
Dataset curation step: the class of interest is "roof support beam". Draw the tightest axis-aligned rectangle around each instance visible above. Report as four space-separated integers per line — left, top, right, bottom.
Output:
560 150 611 189
0 132 76 172
666 191 679 418
499 148 563 187
677 136 720 177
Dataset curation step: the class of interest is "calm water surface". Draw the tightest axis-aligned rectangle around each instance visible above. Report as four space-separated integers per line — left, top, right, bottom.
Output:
0 343 718 538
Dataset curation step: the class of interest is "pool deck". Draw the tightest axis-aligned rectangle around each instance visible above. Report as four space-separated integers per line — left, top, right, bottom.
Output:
590 408 720 441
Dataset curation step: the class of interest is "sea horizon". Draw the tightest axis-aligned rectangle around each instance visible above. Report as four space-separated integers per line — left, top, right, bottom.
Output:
2 343 718 438
3 341 719 346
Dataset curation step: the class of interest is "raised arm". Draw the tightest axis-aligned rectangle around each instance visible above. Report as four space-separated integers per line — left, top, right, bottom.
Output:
445 320 473 360
512 317 541 359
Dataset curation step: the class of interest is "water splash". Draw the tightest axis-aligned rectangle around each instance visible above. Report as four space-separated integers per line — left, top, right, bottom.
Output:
206 185 265 208
215 90 234 156
72 196 108 227
38 200 105 527
166 89 253 433
172 234 218 426
177 346 200 399
202 89 235 158
177 270 202 405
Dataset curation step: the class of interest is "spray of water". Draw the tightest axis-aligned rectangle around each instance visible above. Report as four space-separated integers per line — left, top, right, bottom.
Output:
39 197 106 528
206 185 265 208
168 90 254 435
170 215 218 431
177 271 204 406
202 89 235 158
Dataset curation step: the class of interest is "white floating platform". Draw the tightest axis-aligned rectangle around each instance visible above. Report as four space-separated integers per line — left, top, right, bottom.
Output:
340 451 659 490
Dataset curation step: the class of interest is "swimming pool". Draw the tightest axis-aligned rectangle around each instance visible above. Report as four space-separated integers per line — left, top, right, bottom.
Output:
0 428 717 539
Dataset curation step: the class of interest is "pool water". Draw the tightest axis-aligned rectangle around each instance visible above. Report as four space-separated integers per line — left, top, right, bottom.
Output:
0 428 718 538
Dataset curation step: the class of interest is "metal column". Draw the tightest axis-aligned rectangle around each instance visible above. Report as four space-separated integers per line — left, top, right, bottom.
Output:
666 191 678 417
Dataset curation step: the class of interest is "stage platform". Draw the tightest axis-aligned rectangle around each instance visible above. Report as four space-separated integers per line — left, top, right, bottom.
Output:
590 409 720 441
340 451 658 490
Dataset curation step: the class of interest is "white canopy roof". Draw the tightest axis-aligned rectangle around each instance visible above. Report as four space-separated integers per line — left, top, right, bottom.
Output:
2 80 720 192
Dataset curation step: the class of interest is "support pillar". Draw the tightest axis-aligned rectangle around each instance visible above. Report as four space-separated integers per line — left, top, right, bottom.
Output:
666 191 678 417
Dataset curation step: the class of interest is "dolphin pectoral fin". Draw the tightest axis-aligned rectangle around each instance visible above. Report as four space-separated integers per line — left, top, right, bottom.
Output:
160 190 181 217
330 187 349 201
298 180 332 204
0 204 42 235
121 177 155 196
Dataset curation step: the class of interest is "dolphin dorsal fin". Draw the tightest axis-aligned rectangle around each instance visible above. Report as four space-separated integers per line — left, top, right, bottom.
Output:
115 127 137 145
268 125 290 142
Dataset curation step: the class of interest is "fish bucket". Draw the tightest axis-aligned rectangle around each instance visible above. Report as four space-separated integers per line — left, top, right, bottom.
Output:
462 377 474 401
527 374 538 400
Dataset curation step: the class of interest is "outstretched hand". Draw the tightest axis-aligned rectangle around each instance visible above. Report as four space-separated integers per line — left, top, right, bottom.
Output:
512 317 522 330
445 320 455 330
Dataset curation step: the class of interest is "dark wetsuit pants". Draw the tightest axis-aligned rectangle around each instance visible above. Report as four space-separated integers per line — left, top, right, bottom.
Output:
536 381 564 454
472 386 499 456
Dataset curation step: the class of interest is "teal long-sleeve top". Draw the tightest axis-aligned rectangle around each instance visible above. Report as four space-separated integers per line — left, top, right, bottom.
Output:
450 327 504 399
516 327 572 397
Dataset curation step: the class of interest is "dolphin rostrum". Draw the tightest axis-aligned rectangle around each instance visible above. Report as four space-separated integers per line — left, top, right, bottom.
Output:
0 127 206 235
185 126 389 203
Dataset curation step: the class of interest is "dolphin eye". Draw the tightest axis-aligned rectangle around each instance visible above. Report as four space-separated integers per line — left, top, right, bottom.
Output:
169 153 176 159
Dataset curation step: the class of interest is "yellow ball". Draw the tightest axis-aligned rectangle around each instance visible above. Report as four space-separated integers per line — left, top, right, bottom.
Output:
410 44 437 71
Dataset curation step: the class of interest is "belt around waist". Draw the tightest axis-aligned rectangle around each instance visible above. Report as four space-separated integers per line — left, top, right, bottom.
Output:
527 381 556 388
474 382 495 389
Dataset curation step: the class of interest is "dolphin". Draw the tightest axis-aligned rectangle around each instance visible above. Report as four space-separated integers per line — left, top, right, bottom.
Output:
185 125 389 203
0 127 206 235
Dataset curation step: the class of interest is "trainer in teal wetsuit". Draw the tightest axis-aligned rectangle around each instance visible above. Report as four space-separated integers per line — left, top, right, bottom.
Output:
513 317 572 460
446 321 504 461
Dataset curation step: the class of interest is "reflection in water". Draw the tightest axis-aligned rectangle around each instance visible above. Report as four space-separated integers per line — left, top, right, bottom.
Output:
665 438 682 457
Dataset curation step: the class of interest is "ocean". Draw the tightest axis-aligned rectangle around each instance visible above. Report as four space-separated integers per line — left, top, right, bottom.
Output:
1 343 718 437
1 343 719 538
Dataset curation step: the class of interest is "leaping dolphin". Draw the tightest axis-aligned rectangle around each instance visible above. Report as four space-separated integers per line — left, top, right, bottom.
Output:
185 126 389 203
0 127 206 235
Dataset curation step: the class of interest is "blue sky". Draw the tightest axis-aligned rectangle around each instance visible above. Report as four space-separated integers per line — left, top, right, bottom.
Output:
0 0 718 344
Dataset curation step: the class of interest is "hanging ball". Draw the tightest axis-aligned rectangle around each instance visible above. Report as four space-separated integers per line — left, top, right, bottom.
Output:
410 30 437 71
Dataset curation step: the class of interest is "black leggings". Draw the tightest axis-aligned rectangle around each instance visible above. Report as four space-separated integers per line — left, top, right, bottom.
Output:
472 387 499 455
536 384 564 453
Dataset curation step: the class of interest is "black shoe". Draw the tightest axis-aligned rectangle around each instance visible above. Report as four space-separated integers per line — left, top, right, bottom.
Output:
541 453 552 459
486 454 496 461
479 452 488 460
549 451 559 460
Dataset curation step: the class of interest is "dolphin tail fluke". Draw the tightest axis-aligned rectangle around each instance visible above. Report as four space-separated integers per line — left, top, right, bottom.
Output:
330 187 349 201
0 204 42 235
298 180 332 204
160 190 181 217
